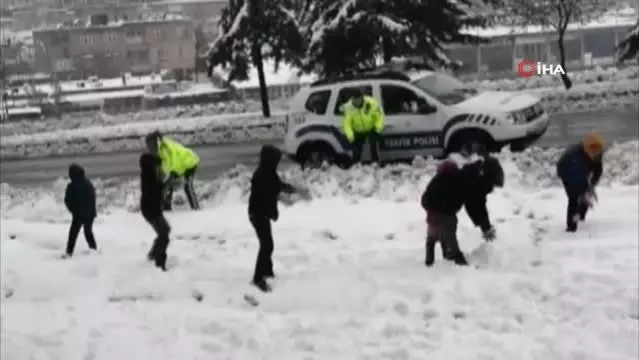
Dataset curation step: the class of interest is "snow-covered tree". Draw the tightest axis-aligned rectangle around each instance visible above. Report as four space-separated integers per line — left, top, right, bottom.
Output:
617 21 639 63
499 0 609 90
206 0 303 117
297 0 488 78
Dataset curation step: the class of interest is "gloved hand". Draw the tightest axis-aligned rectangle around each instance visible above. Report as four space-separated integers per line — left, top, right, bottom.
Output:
482 226 496 241
581 188 597 208
271 210 279 222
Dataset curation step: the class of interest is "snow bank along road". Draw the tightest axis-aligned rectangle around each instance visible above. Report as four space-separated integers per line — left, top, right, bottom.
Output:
1 145 637 359
1 109 637 184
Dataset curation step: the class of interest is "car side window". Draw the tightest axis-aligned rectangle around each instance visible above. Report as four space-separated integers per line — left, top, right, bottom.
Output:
381 85 433 115
304 90 332 115
333 85 373 115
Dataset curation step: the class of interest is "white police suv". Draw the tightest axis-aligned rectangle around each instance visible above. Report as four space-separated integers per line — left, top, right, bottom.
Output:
283 70 549 167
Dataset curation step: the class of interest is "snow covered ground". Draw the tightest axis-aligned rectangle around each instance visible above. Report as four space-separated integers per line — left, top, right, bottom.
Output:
1 142 638 359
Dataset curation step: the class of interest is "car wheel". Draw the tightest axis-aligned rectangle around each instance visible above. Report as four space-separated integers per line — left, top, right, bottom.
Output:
300 143 336 169
447 130 494 157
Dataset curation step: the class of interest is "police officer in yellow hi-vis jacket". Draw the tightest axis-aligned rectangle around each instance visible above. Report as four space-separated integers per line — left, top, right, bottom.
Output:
341 89 384 164
145 131 200 211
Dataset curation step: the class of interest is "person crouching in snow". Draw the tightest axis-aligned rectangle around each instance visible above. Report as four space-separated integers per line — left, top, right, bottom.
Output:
556 132 604 232
145 131 200 211
63 163 98 258
420 156 504 267
248 145 297 292
139 153 172 271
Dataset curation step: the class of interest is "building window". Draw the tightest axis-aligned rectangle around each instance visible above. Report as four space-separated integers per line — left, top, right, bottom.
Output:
63 47 70 58
177 27 189 38
128 49 150 64
139 49 149 62
157 48 167 60
126 29 142 38
155 29 167 40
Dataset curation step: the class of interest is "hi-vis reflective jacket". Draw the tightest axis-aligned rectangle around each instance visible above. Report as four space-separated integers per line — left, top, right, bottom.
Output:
157 137 200 177
341 96 384 142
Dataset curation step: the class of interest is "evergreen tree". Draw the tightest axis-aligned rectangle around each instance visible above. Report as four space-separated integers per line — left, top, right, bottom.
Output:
617 21 639 63
297 0 488 78
206 0 303 117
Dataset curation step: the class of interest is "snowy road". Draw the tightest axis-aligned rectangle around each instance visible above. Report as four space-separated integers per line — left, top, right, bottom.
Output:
1 109 637 184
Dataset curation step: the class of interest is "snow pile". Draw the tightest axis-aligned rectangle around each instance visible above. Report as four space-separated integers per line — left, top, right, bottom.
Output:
1 154 638 358
2 141 636 223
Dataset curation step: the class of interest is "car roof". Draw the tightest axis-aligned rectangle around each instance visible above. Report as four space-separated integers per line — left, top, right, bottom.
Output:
406 70 435 81
309 69 435 88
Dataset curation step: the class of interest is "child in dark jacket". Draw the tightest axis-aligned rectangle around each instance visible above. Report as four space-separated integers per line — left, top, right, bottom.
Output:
248 145 296 292
64 163 98 257
420 156 504 267
139 152 172 271
556 132 604 232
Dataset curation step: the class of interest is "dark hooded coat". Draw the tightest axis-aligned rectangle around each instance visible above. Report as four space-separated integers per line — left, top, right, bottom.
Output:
556 144 603 195
64 164 97 220
139 153 164 220
421 156 504 230
248 145 294 219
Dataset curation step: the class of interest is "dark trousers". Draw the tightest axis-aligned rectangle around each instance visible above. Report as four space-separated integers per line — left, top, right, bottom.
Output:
351 132 380 164
145 214 171 269
562 181 589 230
164 166 199 211
249 215 274 282
66 217 97 256
425 213 465 265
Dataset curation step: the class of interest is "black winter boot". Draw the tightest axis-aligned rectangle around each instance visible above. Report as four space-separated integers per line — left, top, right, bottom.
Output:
252 278 272 292
452 252 468 266
154 253 167 271
444 248 468 266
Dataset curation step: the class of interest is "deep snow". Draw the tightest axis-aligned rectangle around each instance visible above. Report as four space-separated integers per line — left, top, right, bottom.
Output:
1 142 638 359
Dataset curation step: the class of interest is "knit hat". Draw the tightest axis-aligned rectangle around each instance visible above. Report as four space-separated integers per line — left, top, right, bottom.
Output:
582 132 604 159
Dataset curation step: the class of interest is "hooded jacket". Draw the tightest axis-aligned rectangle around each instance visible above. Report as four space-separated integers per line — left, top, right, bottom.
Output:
557 141 603 195
139 153 164 219
460 156 504 230
421 157 503 230
421 161 464 216
64 164 97 220
341 96 384 142
248 145 294 219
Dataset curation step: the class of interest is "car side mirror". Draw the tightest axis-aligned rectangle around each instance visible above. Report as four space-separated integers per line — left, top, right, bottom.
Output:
419 103 436 114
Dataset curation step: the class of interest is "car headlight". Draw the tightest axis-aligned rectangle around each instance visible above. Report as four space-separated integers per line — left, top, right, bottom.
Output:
507 111 526 124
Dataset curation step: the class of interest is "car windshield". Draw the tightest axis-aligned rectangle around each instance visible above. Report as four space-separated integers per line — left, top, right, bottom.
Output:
411 73 477 105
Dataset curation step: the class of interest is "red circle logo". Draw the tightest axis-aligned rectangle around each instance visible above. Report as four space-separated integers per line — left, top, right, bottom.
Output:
517 59 536 78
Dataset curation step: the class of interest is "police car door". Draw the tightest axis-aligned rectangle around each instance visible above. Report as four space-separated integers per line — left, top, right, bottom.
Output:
378 83 444 161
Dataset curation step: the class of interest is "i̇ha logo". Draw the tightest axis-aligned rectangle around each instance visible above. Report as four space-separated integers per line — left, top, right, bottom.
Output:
517 59 565 77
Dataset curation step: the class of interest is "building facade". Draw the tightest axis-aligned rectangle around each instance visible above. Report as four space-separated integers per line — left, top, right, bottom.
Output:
447 22 637 79
33 17 196 80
